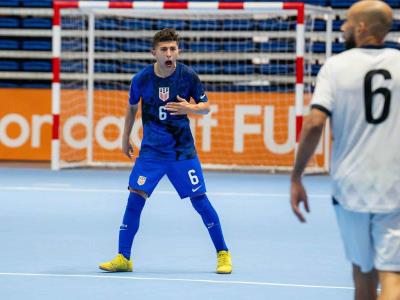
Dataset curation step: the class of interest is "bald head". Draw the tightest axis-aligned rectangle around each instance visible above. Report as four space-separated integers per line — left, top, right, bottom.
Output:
348 0 393 41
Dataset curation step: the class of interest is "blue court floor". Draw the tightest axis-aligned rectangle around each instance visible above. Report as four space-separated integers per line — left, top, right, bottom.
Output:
0 167 354 300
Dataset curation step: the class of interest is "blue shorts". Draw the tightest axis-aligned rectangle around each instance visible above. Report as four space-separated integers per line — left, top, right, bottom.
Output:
128 156 207 199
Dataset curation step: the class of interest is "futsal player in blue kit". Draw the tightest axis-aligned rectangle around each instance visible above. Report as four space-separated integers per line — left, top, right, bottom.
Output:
99 28 232 274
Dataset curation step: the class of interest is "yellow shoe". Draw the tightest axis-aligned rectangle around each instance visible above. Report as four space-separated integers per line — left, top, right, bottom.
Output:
99 254 133 272
216 250 232 274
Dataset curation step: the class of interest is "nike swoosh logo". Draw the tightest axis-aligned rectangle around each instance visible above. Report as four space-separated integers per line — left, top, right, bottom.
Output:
200 94 206 99
192 186 202 192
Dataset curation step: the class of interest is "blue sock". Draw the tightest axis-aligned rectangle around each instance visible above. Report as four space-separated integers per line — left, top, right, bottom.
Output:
190 194 228 252
118 192 146 260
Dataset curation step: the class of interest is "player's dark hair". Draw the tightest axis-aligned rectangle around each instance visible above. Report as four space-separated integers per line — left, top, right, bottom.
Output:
153 28 179 48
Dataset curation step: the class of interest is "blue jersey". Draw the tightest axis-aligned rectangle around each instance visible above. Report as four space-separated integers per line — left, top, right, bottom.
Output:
129 62 208 161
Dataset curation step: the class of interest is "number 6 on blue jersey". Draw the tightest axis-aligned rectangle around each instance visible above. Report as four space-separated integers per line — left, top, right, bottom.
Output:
159 106 167 120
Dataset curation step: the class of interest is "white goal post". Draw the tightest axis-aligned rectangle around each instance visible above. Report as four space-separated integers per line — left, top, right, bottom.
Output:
52 1 333 171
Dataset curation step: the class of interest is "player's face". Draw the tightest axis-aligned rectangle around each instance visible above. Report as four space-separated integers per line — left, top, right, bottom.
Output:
152 41 179 70
341 14 357 50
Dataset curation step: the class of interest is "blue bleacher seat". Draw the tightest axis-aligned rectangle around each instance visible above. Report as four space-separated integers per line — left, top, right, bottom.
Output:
0 61 19 71
62 18 86 30
189 41 220 52
157 20 186 30
0 0 20 7
190 63 221 74
21 83 50 88
22 61 51 72
391 20 400 31
332 42 345 53
0 17 20 28
62 39 86 52
122 40 152 52
22 40 51 51
308 19 326 31
309 41 326 53
305 0 328 4
0 39 19 50
178 40 187 50
223 41 254 52
310 64 321 76
95 39 120 52
223 64 254 74
385 41 400 50
0 82 19 87
95 62 119 73
333 19 344 31
96 19 120 30
222 19 254 30
385 1 400 8
330 0 358 8
259 64 294 75
258 19 294 31
61 61 85 73
259 41 295 52
21 0 51 7
121 19 153 30
121 62 147 73
22 17 51 29
189 20 220 31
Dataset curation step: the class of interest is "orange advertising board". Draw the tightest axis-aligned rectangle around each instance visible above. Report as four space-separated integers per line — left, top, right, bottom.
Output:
0 88 326 168
0 89 52 160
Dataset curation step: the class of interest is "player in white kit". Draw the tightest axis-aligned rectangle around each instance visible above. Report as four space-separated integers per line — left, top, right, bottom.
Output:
290 1 400 299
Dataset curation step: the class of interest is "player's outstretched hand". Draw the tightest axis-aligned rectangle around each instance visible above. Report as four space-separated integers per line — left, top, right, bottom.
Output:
122 138 134 159
165 95 193 115
290 180 310 223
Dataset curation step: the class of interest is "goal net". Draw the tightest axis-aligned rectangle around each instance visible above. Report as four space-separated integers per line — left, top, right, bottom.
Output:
52 1 333 171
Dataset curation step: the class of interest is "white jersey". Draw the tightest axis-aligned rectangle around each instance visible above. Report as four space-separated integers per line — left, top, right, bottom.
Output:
311 46 400 213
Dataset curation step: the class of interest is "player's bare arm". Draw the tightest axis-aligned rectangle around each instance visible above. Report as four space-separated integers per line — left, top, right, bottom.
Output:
290 108 328 222
165 95 210 115
122 104 138 159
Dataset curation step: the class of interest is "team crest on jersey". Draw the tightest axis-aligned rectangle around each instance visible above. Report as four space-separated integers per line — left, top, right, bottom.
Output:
137 176 146 186
159 87 169 101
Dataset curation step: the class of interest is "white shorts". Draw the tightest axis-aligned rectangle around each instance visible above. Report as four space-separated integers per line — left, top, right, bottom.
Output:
334 201 400 273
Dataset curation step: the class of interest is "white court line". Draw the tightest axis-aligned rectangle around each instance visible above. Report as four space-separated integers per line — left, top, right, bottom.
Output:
0 186 330 198
0 272 353 290
32 182 71 188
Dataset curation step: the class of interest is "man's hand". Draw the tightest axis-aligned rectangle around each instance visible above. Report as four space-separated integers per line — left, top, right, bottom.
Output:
122 104 138 159
289 109 327 223
122 137 134 159
290 179 310 223
165 95 194 115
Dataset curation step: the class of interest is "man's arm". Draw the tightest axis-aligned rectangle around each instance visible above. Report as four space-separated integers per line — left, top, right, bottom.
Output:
165 95 210 115
290 108 328 222
122 104 139 159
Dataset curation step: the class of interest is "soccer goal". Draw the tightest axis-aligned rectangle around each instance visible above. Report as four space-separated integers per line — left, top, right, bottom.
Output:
52 1 333 172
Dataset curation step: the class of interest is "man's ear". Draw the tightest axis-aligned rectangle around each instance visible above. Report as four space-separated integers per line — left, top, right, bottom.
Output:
151 49 156 56
357 21 366 35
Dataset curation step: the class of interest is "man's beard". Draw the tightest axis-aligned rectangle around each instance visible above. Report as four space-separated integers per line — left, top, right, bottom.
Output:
344 32 356 50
